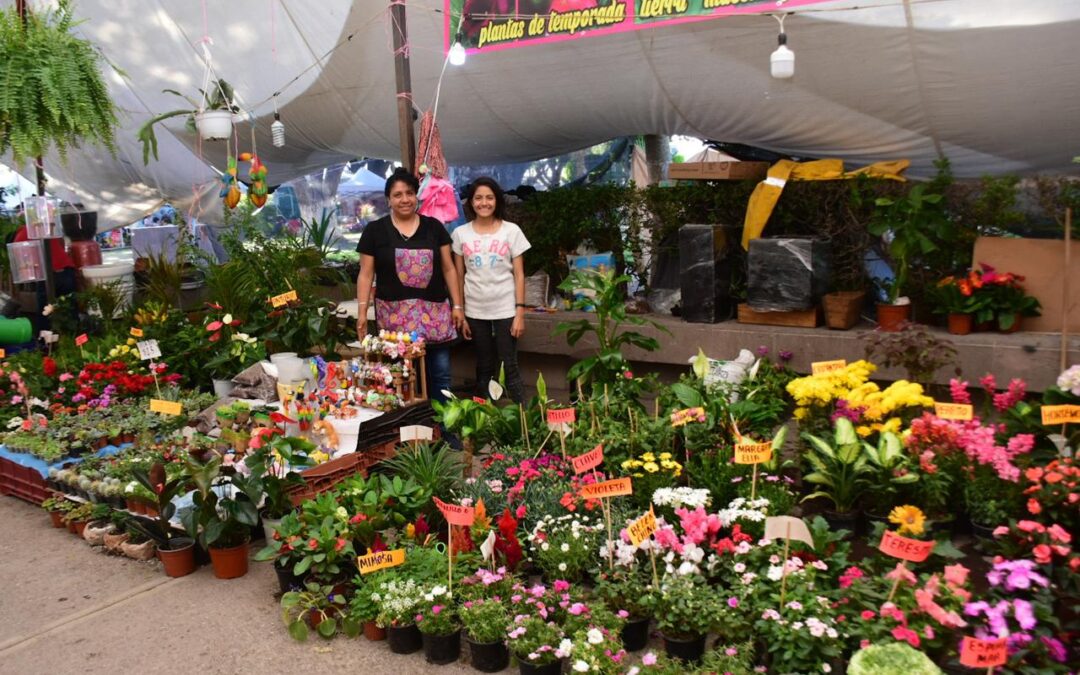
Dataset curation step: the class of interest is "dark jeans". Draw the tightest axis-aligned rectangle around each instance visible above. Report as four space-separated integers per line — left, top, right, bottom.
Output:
468 316 525 403
425 344 452 403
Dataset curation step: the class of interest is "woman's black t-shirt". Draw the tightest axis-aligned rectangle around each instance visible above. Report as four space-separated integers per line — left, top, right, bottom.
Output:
356 215 451 302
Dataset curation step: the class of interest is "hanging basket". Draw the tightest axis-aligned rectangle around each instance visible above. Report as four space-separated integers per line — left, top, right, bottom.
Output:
194 110 233 141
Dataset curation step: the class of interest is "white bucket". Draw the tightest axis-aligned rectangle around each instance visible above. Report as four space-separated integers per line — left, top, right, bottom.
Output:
194 110 233 141
212 378 235 399
80 263 136 310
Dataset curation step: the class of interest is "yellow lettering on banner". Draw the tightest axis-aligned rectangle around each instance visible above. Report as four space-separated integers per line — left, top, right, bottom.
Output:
477 19 527 48
547 2 627 36
811 360 846 375
357 549 405 574
734 442 773 465
934 402 974 421
270 290 298 308
1041 404 1080 425
150 399 183 416
702 0 753 8
627 507 657 546
638 0 689 19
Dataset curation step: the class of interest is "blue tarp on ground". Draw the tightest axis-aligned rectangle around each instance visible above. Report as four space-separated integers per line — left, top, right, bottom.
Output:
0 444 129 478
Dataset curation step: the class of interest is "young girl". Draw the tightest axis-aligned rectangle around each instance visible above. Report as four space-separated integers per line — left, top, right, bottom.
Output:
452 177 530 403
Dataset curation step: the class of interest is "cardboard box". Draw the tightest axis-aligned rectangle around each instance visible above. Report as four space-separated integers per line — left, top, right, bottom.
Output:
972 236 1079 333
668 161 769 181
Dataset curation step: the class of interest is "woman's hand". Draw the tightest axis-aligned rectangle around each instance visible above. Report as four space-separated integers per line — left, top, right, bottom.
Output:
461 317 473 340
511 313 526 338
356 317 368 341
452 307 466 333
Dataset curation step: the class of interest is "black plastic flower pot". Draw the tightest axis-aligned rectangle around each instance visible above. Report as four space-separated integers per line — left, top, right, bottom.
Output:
621 617 651 652
387 624 422 654
467 637 509 672
663 633 706 663
422 629 461 665
273 560 306 594
517 659 562 675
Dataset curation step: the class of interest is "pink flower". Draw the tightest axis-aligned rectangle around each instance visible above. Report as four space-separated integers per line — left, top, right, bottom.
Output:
943 564 969 588
568 603 586 616
432 605 443 615
885 563 917 586
1047 524 1071 544
861 610 875 620
1017 520 1046 533
553 579 570 593
949 378 971 404
516 504 527 520
59 373 74 382
980 373 997 392
641 653 657 666
891 625 921 648
992 526 1010 538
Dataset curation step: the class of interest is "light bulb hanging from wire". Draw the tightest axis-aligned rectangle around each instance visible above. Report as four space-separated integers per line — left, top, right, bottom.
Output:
449 31 466 66
770 14 794 79
271 112 285 147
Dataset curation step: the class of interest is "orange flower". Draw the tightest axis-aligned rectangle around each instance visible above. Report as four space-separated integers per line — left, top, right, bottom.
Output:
958 280 972 297
1027 498 1042 515
1045 472 1063 484
1025 467 1044 482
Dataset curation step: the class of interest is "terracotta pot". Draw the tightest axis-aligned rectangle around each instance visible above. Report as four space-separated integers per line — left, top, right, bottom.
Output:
208 541 250 579
72 520 90 537
144 504 159 518
947 313 973 335
363 620 387 641
157 538 197 578
875 303 911 332
121 539 157 561
103 531 130 553
49 511 64 528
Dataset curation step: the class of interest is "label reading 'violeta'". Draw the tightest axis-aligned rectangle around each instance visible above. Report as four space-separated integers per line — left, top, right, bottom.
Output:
579 477 633 499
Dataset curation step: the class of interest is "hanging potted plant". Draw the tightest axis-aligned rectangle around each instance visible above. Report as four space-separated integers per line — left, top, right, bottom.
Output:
180 455 261 579
136 78 240 164
868 184 949 331
0 0 118 165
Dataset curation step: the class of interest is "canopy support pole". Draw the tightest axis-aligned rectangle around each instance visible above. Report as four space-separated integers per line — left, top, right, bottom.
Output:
390 1 417 171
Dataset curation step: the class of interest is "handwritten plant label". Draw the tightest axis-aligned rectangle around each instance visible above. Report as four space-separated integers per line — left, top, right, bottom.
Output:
1041 404 1080 425
734 441 773 465
149 399 183 416
627 507 658 547
670 407 705 428
934 402 974 421
357 549 405 574
571 444 604 474
130 327 144 338
580 477 633 499
400 425 435 442
136 339 161 361
270 289 298 308
764 516 814 547
811 360 846 375
0 348 5 358
547 407 576 425
75 333 89 346
959 636 1007 668
434 496 476 526
879 529 935 563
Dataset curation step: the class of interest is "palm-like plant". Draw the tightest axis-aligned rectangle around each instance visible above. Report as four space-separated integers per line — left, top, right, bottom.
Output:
800 418 873 514
381 442 464 503
861 430 918 515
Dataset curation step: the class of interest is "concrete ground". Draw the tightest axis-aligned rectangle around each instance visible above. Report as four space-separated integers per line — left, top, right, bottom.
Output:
0 497 482 675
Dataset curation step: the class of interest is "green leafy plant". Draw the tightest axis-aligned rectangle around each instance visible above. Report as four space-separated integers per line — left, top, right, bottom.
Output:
0 0 118 163
654 575 723 641
299 208 343 259
380 442 463 511
555 268 668 384
280 581 347 641
125 461 190 548
868 184 950 303
244 435 315 519
136 78 237 164
800 417 873 515
180 454 260 550
459 598 510 644
848 642 943 675
861 430 919 516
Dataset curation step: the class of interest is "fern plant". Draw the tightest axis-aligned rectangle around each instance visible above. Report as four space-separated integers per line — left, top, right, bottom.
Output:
0 0 118 163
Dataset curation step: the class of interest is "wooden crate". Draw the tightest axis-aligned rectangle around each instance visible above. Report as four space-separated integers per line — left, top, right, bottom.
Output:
737 303 822 328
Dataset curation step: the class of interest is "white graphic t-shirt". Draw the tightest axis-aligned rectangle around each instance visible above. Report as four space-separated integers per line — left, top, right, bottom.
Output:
451 220 531 320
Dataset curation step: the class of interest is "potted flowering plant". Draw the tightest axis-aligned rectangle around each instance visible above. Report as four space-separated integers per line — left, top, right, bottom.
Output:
179 454 261 579
653 575 722 663
527 512 602 582
126 461 197 578
506 616 567 675
567 625 627 675
203 310 265 388
415 584 461 665
592 570 656 651
374 576 427 654
928 274 984 335
460 598 511 672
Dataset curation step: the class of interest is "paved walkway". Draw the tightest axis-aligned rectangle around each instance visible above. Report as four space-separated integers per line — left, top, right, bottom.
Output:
0 497 480 675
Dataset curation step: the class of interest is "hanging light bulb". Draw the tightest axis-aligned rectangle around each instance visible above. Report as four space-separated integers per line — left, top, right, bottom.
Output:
770 14 794 79
271 112 286 148
449 32 466 66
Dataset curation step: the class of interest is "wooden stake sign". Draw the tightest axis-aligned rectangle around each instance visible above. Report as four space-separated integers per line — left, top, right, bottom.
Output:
270 289 298 308
357 549 405 574
136 339 161 361
571 444 604 474
74 333 89 346
670 407 705 428
400 425 434 451
763 516 814 611
735 439 773 499
1041 405 1080 425
579 477 633 499
547 407 575 425
934 402 974 421
960 636 1007 670
811 360 846 375
627 507 658 547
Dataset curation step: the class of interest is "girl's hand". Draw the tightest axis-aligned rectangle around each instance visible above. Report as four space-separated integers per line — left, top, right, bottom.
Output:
461 318 472 340
511 313 525 338
452 307 466 332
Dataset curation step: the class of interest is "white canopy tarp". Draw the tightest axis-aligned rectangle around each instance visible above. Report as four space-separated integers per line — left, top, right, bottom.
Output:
3 0 1079 227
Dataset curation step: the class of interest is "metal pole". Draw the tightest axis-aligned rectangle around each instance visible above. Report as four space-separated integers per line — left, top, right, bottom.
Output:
390 1 417 171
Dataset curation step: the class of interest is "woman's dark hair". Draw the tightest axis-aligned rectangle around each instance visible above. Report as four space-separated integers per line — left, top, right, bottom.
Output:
462 176 507 221
384 167 420 197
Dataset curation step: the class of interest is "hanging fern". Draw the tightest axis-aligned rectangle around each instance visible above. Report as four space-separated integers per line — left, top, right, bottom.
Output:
0 0 118 164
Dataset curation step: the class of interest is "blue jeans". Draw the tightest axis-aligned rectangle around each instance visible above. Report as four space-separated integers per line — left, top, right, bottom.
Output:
425 344 452 403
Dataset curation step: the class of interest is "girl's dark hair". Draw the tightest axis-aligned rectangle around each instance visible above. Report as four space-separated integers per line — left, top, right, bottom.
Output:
462 176 507 221
384 167 420 197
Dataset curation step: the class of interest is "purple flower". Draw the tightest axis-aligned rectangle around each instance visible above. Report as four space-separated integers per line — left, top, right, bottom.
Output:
727 597 739 608
1041 636 1068 663
778 350 793 362
987 559 1049 591
756 345 769 357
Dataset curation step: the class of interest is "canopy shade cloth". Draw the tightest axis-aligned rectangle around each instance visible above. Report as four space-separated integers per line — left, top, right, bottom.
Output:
2 0 1079 227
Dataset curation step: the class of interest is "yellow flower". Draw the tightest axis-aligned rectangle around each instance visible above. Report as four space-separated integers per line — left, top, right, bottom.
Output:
659 452 672 460
643 462 659 473
889 505 926 536
855 425 872 437
641 452 656 462
405 523 416 538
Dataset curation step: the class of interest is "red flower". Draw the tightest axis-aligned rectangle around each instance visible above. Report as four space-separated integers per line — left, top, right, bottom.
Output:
42 357 57 378
307 538 318 550
1032 544 1053 564
335 537 347 552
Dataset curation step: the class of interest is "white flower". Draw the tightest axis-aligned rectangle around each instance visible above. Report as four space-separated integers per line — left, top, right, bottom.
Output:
586 628 604 645
335 506 348 521
561 543 570 552
826 627 838 639
558 562 567 572
822 664 832 673
573 660 590 672
541 542 550 551
733 562 746 574
222 313 233 324
42 304 54 316
431 585 447 597
792 621 804 630
627 668 640 675
766 566 783 581
677 561 697 576
557 639 573 658
572 531 580 539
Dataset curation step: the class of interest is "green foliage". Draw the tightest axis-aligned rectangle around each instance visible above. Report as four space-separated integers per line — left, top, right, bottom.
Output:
800 418 873 514
869 184 950 302
136 78 237 164
554 269 668 385
0 0 118 164
380 442 463 506
299 208 342 258
848 642 943 675
179 454 260 549
280 581 347 642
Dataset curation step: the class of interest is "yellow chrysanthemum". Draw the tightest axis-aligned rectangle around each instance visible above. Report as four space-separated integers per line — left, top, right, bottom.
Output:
641 452 656 462
889 505 926 536
643 462 660 473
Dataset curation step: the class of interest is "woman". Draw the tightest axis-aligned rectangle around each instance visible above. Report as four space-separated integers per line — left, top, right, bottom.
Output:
452 177 530 403
356 168 465 402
